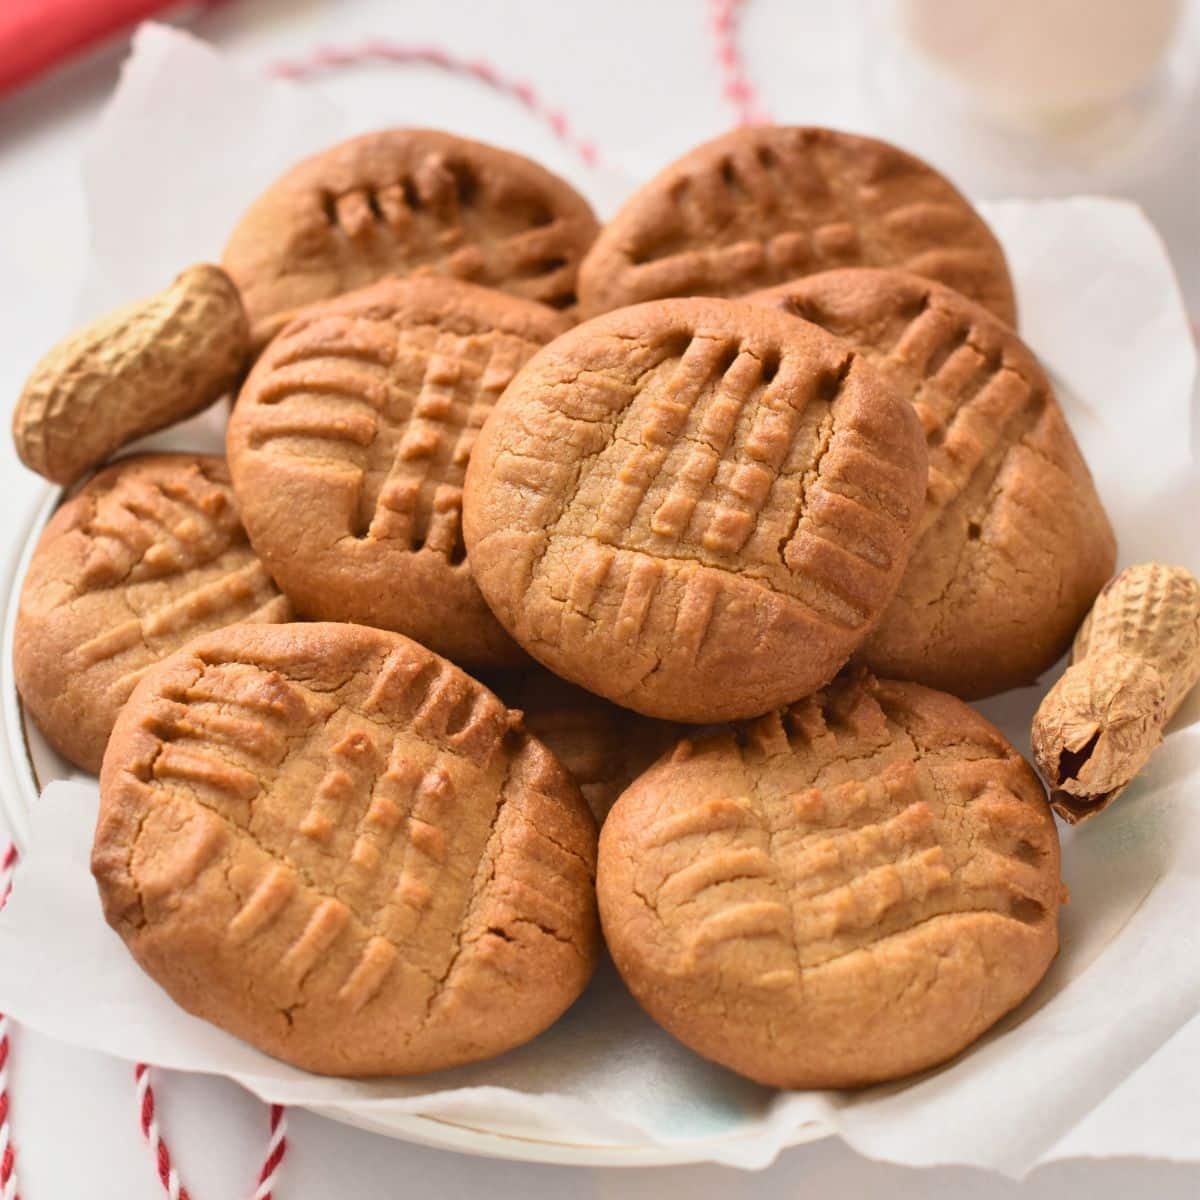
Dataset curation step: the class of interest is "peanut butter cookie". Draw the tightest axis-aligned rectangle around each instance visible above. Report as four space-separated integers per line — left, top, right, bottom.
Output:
224 128 599 348
598 671 1061 1089
463 298 928 722
227 277 570 666
14 454 289 773
93 621 599 1077
752 268 1115 697
577 127 1015 325
486 666 681 823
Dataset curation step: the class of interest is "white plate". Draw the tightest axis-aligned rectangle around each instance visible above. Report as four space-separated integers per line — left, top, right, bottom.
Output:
0 478 825 1167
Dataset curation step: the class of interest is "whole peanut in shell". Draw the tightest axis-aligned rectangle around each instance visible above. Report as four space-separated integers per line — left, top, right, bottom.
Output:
1032 562 1200 823
12 264 248 485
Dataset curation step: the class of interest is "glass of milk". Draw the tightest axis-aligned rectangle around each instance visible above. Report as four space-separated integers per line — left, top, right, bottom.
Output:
863 0 1197 202
895 0 1186 132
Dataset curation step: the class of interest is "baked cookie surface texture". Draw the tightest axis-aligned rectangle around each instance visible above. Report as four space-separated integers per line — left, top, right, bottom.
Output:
464 297 928 721
578 127 1016 325
227 276 570 666
598 671 1061 1088
15 454 288 773
487 665 681 824
93 621 598 1076
224 128 599 347
752 268 1115 697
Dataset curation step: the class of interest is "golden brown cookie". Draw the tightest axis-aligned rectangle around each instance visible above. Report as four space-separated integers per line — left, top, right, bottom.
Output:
577 127 1016 325
598 671 1061 1089
463 297 928 722
93 621 598 1076
13 265 247 485
15 454 289 773
751 269 1116 697
226 276 570 666
224 128 600 348
486 666 681 824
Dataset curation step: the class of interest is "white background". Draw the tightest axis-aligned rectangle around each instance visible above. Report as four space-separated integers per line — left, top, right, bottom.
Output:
0 1 1197 1196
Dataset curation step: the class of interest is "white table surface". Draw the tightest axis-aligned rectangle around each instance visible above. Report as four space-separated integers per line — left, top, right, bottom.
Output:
1 1 1198 1195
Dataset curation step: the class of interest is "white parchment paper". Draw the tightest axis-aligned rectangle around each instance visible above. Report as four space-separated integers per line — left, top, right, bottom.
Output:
1 23 1199 1176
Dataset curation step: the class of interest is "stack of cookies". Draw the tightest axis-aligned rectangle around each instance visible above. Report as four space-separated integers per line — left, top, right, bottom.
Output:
13 125 1120 1090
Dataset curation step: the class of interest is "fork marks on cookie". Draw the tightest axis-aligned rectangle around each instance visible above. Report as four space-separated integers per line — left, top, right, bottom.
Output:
49 461 291 733
533 327 913 645
310 147 583 310
588 127 1012 321
245 314 546 565
628 677 1057 976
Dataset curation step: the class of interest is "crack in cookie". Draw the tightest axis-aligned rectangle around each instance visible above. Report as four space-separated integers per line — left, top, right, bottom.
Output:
463 298 928 721
93 622 598 1076
752 269 1115 697
597 670 1061 1089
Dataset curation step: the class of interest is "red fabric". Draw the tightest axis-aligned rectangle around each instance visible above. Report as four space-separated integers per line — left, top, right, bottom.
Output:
0 1 201 96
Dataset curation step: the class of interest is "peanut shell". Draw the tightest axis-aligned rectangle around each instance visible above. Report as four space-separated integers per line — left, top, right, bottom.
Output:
1032 562 1200 822
13 264 248 484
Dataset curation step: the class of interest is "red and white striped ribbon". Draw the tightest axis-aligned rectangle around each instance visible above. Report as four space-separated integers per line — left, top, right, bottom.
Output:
252 1104 288 1200
0 1013 17 1200
135 1064 188 1200
2 838 289 1200
709 0 772 125
1 842 21 1200
134 1065 287 1200
268 39 601 167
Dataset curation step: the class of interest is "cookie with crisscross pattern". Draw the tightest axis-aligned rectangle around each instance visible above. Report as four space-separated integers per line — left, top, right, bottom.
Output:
94 621 598 1076
464 297 928 721
227 276 570 666
577 126 1015 326
752 268 1115 697
15 453 289 773
224 128 599 349
598 670 1061 1088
